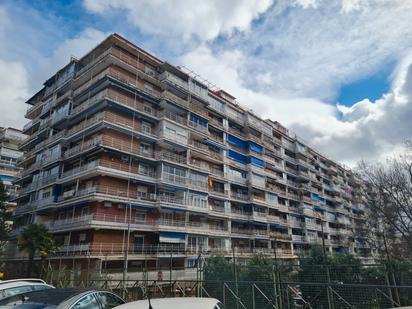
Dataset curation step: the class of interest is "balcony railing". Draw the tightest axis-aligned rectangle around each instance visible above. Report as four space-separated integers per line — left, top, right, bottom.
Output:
157 151 187 165
160 90 189 109
159 72 189 90
159 109 187 126
58 185 156 203
189 140 209 153
63 136 102 158
209 187 228 197
230 192 249 201
188 120 208 134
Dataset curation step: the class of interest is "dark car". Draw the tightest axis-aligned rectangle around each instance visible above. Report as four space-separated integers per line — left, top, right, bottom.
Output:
0 288 125 309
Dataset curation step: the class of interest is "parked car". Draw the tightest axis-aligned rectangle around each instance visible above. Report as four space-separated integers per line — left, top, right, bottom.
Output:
114 297 224 309
0 278 54 300
0 288 125 309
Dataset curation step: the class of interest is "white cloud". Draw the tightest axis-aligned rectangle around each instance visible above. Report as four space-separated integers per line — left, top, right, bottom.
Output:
0 3 108 129
35 28 109 85
0 60 29 128
83 0 273 42
179 45 412 166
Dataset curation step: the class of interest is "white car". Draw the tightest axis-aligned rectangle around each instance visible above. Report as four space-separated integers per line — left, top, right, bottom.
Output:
0 278 54 300
114 297 224 309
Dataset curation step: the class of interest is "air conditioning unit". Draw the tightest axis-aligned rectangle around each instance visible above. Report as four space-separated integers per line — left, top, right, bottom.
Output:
121 155 129 162
103 201 112 208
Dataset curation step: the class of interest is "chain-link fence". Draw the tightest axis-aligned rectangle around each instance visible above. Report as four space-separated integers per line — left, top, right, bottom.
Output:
43 277 412 309
5 257 412 308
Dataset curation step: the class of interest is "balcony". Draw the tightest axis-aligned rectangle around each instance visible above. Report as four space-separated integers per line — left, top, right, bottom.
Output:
289 220 303 228
159 110 187 126
160 90 189 109
189 140 209 154
253 229 269 237
268 215 289 226
161 172 187 186
190 102 209 118
157 195 208 211
271 232 292 241
292 235 306 242
208 117 224 129
61 160 156 182
230 192 249 202
209 168 225 178
208 133 224 144
208 187 229 197
231 227 252 236
227 173 247 185
58 185 156 204
251 195 266 204
159 72 189 91
188 159 209 172
14 202 35 215
157 151 187 165
230 209 251 220
251 211 267 222
187 179 208 191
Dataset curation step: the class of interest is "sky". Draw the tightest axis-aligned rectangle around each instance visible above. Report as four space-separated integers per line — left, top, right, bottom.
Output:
1 0 412 167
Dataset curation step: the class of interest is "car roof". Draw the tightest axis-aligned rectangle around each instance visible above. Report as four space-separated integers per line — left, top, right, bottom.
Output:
0 288 95 305
115 297 220 309
0 279 46 285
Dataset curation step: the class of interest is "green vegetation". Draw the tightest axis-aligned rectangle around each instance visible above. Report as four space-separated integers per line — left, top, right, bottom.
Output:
203 247 412 308
0 180 11 250
18 223 59 277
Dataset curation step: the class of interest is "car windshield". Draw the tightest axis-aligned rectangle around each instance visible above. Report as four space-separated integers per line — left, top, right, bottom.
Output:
2 285 51 299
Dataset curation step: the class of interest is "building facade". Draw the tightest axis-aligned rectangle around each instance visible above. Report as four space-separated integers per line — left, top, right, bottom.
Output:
0 127 26 214
9 34 371 274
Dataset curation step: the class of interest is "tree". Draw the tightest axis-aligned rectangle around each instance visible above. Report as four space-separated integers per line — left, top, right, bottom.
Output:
18 224 59 277
356 141 412 256
0 180 11 249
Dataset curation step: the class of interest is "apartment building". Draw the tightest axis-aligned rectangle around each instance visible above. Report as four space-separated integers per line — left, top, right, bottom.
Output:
0 127 26 214
9 34 371 274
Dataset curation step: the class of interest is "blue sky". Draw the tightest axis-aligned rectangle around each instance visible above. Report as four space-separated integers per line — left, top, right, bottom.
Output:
1 0 412 165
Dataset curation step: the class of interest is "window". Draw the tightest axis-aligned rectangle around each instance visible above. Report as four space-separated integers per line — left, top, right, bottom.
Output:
137 186 148 198
72 294 100 309
81 207 90 217
143 104 153 114
138 164 152 176
2 286 33 298
79 233 86 244
95 292 125 309
141 121 152 134
139 142 150 154
42 191 51 199
163 164 186 177
135 212 146 222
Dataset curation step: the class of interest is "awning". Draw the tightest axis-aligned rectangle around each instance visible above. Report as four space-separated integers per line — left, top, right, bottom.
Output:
131 203 155 210
159 232 186 243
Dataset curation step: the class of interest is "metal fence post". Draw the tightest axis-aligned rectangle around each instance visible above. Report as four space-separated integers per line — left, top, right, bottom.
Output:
252 284 255 309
